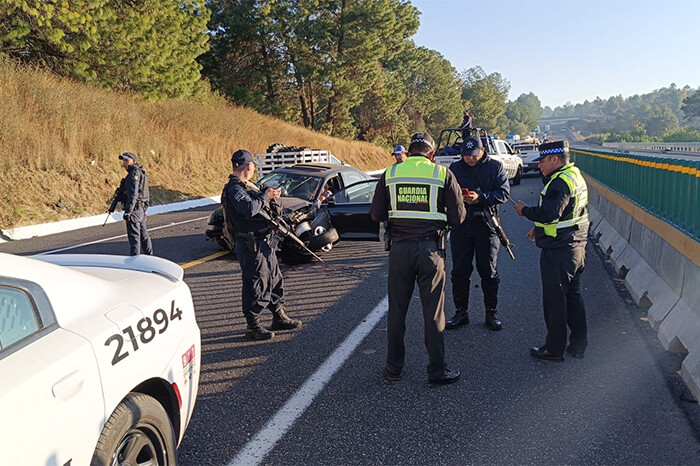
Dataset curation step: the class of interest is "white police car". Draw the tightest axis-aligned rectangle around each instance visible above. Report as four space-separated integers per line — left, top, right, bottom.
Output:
0 253 201 465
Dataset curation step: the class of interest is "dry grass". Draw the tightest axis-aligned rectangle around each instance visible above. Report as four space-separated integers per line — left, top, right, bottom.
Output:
0 56 390 228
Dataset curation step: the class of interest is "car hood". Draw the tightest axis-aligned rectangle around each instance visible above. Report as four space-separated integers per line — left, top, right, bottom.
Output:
278 196 311 212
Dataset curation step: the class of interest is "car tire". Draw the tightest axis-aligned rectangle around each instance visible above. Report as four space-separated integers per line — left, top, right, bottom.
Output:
91 393 177 466
307 227 339 251
266 143 285 153
512 166 522 185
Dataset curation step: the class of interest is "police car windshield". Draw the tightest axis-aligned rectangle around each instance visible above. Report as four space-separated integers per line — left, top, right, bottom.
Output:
257 172 322 201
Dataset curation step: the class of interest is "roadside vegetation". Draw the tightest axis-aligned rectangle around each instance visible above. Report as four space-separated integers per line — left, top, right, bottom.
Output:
0 57 386 229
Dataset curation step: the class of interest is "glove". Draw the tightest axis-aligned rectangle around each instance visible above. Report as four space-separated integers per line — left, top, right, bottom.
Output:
123 212 131 222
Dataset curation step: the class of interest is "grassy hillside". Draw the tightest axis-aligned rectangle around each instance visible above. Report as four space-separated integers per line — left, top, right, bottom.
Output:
0 56 389 229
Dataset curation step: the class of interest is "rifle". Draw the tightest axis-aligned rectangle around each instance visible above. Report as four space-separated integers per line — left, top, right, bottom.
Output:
103 180 126 226
483 205 515 260
257 207 325 262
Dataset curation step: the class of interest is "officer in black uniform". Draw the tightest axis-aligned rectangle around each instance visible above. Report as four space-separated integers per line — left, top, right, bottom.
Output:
222 149 302 341
513 140 589 361
370 133 466 385
446 137 509 331
118 152 153 256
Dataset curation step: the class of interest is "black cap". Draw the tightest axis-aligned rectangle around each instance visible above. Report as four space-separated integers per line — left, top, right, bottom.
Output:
409 133 435 151
119 152 139 163
461 137 483 156
533 140 569 162
231 149 254 167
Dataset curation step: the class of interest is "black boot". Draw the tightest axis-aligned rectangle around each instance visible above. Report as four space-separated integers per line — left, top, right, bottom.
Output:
445 307 469 329
485 308 502 331
270 308 302 331
245 314 274 340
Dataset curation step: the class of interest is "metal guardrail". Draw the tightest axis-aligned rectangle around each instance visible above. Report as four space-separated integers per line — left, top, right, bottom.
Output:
603 142 700 153
571 148 700 243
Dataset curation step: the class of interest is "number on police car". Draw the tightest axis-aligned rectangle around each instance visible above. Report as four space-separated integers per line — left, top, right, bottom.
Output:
105 301 183 366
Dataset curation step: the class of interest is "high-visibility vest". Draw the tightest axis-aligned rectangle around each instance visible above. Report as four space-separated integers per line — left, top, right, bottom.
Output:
385 157 448 222
535 163 589 237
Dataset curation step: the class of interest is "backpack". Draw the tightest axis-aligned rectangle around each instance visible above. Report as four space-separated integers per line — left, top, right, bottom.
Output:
138 166 150 206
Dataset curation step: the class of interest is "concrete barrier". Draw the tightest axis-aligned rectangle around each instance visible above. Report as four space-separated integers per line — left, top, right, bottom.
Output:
586 176 700 402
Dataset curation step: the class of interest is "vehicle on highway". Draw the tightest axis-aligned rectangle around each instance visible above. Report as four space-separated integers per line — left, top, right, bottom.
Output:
0 253 201 466
433 127 524 185
206 163 380 258
511 141 541 173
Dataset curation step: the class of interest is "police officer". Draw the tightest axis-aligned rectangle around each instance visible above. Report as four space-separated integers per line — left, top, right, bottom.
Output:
222 149 302 341
118 152 153 256
370 133 466 385
446 136 509 331
460 109 473 130
391 145 407 164
513 140 589 361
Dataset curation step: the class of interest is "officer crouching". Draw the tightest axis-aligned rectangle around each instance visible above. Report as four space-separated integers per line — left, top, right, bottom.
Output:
222 149 302 340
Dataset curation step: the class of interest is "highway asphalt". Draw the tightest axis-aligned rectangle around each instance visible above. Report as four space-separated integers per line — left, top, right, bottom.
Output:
2 175 699 464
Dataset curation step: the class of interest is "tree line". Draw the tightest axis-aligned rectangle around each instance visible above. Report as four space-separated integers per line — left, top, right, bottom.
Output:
0 0 554 145
543 84 700 143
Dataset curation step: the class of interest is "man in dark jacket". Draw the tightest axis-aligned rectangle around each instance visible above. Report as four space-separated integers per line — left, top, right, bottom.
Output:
446 137 510 331
223 149 302 341
513 140 589 361
118 152 153 256
371 133 466 385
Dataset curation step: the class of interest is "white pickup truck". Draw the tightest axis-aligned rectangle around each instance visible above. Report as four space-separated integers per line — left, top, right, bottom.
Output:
511 141 540 173
433 128 523 185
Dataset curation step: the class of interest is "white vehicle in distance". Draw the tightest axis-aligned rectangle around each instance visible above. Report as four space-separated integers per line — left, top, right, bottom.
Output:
433 127 523 185
0 253 201 466
511 141 541 173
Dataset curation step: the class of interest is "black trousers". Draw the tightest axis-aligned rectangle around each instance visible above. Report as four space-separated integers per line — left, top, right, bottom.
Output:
540 246 587 356
450 220 500 310
235 238 284 318
125 206 153 256
387 239 447 380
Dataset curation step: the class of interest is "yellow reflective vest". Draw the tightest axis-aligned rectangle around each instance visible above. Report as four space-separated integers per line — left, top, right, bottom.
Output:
535 163 589 237
385 157 448 222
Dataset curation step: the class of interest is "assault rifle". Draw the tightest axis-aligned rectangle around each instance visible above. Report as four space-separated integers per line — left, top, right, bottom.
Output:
103 179 126 226
483 205 515 260
258 207 325 262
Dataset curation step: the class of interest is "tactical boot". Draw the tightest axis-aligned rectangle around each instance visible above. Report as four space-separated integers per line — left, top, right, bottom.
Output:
245 314 274 340
445 307 469 330
270 308 302 331
485 308 502 331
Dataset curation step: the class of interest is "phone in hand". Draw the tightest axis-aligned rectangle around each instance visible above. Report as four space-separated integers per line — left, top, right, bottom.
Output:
461 188 471 196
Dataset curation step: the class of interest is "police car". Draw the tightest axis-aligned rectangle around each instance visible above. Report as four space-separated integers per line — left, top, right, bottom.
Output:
0 253 201 465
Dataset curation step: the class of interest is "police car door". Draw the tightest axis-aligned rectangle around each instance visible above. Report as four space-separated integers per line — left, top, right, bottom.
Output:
325 179 380 240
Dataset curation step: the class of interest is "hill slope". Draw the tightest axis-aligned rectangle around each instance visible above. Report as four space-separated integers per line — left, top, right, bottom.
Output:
0 57 388 229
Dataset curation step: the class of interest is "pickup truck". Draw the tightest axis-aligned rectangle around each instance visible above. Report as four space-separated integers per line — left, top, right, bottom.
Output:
511 141 540 173
433 128 523 185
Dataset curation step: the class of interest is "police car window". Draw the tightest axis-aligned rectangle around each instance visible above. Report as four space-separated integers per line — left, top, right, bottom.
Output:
0 286 40 350
333 180 378 204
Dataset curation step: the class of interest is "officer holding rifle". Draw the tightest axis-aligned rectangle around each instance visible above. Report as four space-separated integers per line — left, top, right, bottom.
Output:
222 149 302 341
446 136 510 331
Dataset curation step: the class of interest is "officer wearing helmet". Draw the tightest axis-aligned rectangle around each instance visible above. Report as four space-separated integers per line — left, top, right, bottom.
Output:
513 140 589 361
222 149 302 341
370 133 466 386
118 152 153 255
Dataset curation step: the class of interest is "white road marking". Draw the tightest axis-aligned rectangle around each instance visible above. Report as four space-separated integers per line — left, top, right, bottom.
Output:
38 216 210 255
228 295 389 466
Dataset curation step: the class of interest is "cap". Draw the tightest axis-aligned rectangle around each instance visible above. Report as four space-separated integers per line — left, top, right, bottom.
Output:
392 145 407 155
231 149 254 167
119 152 139 163
461 137 483 156
409 133 435 151
533 140 569 162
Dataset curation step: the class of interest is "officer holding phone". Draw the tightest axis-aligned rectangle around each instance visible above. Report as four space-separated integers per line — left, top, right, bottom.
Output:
446 136 510 331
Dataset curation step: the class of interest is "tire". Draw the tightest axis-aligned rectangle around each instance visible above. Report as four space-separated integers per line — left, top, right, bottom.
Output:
266 143 285 153
91 393 177 466
512 166 522 185
307 227 339 251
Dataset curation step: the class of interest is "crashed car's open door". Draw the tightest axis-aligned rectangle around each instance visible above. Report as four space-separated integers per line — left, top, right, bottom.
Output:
324 179 380 241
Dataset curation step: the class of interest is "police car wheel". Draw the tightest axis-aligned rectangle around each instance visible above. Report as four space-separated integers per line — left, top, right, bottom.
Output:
91 393 176 466
512 166 522 185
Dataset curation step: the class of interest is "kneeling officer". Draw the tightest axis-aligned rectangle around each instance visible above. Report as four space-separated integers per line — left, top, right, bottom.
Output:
222 149 302 340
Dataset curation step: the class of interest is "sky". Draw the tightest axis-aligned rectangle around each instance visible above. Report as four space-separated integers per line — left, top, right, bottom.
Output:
409 0 700 109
